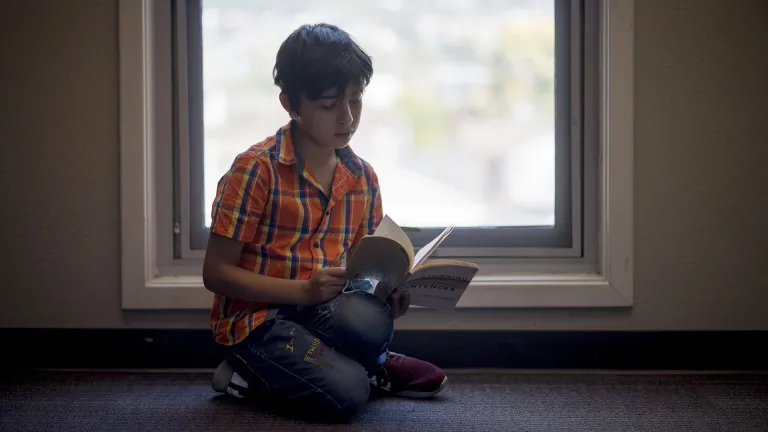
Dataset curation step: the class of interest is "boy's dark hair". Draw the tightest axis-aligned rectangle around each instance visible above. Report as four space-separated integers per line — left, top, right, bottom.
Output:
273 23 373 112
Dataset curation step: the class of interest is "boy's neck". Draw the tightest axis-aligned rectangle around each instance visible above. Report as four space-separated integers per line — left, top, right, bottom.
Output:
292 124 337 168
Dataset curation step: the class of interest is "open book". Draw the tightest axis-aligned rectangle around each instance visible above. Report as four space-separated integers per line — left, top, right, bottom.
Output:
345 215 479 310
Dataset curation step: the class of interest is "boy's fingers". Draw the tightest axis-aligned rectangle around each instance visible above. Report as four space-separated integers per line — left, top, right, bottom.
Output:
375 282 389 302
387 295 399 315
391 290 409 318
323 267 348 277
399 289 411 310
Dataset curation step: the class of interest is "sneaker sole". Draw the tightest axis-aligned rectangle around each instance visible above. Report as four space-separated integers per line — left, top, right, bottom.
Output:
394 376 448 399
212 361 234 393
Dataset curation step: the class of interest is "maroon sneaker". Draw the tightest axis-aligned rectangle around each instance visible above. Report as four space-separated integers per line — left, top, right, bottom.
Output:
372 352 447 398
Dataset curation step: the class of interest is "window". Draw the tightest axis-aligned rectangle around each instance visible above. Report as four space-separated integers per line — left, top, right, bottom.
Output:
183 0 586 258
118 0 634 313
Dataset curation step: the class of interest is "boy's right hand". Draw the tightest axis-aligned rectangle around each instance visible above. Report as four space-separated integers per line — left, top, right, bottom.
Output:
300 267 348 305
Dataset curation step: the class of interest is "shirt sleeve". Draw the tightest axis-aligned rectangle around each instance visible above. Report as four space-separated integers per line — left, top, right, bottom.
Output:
350 163 384 250
210 152 268 243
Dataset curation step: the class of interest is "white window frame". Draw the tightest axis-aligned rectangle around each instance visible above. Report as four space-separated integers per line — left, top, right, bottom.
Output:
119 0 633 311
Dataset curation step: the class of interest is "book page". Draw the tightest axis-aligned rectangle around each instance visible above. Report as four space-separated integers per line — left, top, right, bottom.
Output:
373 215 415 266
414 258 476 271
345 236 411 293
404 260 478 310
412 226 454 270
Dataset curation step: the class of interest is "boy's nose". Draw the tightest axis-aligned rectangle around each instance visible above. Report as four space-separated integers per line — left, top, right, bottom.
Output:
339 107 354 125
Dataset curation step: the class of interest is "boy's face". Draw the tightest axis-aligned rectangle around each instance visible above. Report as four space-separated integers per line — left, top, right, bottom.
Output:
283 84 364 150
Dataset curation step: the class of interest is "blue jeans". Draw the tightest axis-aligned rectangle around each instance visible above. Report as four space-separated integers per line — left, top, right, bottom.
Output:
224 291 394 421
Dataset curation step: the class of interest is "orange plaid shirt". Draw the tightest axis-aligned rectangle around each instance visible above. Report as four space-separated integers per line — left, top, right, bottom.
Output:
209 121 383 346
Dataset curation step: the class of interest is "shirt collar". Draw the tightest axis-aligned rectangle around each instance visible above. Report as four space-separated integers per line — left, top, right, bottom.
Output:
275 120 363 176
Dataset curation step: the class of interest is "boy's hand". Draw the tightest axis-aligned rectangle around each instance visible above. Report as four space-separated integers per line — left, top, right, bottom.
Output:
301 267 348 305
387 287 411 319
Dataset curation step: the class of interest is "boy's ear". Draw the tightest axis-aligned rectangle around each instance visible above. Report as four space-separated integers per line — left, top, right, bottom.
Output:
279 93 297 119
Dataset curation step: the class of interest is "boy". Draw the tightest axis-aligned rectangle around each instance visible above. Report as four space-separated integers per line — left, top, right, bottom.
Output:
203 23 447 422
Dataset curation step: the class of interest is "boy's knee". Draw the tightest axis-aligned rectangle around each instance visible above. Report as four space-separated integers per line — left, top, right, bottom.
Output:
330 292 394 352
297 292 393 375
324 367 371 420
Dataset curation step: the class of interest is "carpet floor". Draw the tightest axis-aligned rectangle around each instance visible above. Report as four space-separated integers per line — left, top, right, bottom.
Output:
1 371 766 431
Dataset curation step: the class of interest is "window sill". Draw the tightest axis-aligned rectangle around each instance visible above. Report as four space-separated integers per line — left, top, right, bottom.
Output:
122 271 631 310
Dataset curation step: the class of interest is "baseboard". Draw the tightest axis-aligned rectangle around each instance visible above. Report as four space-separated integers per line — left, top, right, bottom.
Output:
4 329 767 371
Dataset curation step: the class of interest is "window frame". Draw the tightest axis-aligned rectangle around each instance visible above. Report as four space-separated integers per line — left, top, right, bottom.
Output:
118 0 633 311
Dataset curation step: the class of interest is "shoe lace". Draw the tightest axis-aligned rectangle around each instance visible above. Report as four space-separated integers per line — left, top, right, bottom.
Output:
375 352 407 389
387 351 406 365
375 369 390 388
375 352 405 388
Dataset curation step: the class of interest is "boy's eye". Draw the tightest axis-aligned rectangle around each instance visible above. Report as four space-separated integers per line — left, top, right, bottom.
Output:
349 99 361 105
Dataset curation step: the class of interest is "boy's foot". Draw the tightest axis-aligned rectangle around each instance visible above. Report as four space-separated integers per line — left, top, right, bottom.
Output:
212 360 248 399
371 352 447 398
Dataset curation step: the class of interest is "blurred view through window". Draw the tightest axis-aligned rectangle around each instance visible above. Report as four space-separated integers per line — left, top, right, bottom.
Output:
202 0 556 229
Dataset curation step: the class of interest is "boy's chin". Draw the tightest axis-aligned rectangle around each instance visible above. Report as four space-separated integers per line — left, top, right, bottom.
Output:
329 135 353 148
309 139 349 152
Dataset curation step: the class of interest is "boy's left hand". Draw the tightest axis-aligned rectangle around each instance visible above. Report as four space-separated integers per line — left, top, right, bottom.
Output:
387 288 411 319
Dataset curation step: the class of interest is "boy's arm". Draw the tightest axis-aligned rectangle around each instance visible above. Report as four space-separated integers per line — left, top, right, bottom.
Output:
204 233 347 305
202 153 344 305
203 233 308 304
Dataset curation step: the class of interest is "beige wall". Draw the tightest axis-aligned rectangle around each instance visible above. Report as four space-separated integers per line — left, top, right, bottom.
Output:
1 0 766 330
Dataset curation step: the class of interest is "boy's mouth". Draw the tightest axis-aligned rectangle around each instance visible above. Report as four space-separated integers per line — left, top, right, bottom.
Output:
334 131 354 139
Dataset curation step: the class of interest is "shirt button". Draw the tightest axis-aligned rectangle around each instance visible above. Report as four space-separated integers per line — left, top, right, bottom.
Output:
313 242 320 248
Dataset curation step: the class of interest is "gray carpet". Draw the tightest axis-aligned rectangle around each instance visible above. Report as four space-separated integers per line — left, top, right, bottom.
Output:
1 371 767 431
